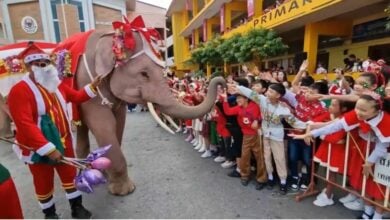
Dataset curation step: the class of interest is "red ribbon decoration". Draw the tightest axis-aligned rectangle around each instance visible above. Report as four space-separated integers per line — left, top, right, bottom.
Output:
112 16 164 65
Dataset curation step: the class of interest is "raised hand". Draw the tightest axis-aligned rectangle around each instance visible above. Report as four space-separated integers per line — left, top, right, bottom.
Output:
299 60 308 72
227 83 239 94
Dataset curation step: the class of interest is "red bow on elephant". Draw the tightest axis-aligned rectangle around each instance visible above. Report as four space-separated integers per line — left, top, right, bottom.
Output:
112 21 135 52
112 16 163 52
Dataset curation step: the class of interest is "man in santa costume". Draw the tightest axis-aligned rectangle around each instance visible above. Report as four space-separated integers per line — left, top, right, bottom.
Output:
7 42 101 219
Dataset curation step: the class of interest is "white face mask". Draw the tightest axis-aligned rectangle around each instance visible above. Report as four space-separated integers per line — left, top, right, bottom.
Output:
32 64 61 93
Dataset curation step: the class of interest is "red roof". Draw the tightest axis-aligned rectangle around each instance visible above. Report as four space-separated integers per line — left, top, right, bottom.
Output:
0 41 57 51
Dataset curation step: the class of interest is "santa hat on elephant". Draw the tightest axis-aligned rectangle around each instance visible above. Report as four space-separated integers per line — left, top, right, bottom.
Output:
18 41 51 65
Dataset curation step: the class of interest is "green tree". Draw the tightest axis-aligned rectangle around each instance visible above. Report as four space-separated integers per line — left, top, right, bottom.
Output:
236 28 288 64
217 33 242 64
190 37 223 66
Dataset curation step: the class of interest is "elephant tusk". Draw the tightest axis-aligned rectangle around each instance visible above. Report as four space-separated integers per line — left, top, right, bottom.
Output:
147 102 175 135
162 114 180 130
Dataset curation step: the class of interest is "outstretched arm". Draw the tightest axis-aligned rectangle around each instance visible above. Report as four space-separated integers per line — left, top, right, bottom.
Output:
289 119 347 141
60 75 102 104
236 85 266 106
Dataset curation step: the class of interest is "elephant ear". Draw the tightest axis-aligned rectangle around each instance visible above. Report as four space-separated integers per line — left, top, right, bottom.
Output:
94 36 116 76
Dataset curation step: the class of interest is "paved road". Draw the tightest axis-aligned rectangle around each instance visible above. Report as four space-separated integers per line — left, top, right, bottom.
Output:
1 111 360 218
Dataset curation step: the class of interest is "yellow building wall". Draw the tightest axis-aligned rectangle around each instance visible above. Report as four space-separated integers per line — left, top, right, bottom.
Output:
327 37 390 70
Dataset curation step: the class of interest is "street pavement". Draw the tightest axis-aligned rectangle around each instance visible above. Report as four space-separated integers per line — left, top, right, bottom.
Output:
1 111 361 218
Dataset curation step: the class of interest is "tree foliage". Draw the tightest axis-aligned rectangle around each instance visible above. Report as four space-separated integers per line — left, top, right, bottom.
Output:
189 37 223 66
190 28 287 66
236 28 288 63
216 33 242 64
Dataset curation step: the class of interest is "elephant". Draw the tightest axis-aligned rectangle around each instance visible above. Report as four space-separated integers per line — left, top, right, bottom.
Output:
66 21 226 195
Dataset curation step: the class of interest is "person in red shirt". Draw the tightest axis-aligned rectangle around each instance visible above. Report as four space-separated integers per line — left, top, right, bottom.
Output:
221 89 267 189
8 43 100 219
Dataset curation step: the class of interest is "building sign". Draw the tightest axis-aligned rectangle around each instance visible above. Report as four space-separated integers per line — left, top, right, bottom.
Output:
374 153 390 187
220 5 225 33
21 16 38 34
247 0 254 18
252 0 341 28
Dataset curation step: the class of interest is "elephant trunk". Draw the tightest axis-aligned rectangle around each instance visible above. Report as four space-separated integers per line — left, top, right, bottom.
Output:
159 77 226 119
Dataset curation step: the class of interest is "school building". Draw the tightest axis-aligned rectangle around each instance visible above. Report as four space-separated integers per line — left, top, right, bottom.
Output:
167 0 390 78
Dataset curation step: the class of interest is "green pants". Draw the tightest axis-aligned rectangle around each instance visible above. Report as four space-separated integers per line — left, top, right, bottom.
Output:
209 121 218 145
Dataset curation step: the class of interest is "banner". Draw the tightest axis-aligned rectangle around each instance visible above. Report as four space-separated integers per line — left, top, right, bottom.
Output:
374 153 390 187
220 5 225 33
247 0 254 17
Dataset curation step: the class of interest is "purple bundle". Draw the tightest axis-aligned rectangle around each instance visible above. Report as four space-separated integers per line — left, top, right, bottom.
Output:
64 145 112 193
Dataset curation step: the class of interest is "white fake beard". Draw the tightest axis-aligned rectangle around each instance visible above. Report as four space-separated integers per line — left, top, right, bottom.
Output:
32 64 61 93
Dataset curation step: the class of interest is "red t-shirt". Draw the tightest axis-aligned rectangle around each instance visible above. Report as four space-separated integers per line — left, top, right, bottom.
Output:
213 107 230 137
222 101 261 135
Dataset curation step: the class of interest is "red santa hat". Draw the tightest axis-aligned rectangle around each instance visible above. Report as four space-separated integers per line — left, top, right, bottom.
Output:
18 42 50 64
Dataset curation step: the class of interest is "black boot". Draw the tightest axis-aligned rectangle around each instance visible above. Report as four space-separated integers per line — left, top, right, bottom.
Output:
69 196 92 219
43 204 59 219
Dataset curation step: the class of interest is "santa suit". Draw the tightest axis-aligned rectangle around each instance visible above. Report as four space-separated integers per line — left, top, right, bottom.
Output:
312 112 347 174
311 110 390 199
7 74 96 209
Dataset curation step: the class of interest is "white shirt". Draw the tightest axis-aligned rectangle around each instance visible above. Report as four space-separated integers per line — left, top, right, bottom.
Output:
238 86 306 141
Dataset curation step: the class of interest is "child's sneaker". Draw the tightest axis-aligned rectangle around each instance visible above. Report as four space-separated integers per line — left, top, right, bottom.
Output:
221 161 236 169
201 150 212 158
339 193 358 204
185 135 193 142
198 145 206 153
344 198 364 211
190 138 197 144
279 183 287 195
227 169 241 178
313 191 334 207
183 128 188 134
194 143 202 150
290 177 299 191
266 179 275 190
300 177 309 191
214 156 226 163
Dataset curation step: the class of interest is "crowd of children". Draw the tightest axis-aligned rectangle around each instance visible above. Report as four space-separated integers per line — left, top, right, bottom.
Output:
167 58 390 219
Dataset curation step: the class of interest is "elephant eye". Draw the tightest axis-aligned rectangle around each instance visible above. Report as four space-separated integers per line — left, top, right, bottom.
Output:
141 71 149 79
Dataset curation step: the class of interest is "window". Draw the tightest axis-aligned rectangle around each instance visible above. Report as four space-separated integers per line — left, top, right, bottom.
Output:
50 0 85 42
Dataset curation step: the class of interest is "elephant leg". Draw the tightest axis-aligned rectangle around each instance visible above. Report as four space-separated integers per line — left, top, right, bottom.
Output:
81 102 135 196
76 122 90 158
114 104 127 145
